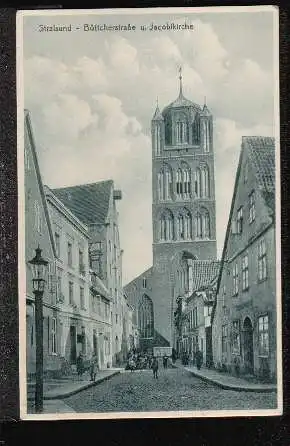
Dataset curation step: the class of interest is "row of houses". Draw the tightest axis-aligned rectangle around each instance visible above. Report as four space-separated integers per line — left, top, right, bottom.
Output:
25 109 138 379
174 136 277 382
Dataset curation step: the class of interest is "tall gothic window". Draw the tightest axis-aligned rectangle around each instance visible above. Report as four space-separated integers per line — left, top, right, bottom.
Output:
176 164 191 199
154 125 161 156
176 121 188 144
158 165 173 201
195 209 210 239
203 120 210 152
177 209 192 240
176 169 183 197
159 210 174 241
138 295 154 338
195 165 209 198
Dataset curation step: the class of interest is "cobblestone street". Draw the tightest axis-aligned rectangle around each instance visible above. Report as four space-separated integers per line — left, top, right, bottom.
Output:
65 367 277 413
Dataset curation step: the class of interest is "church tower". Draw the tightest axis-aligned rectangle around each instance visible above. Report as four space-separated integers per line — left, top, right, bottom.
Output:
151 69 217 345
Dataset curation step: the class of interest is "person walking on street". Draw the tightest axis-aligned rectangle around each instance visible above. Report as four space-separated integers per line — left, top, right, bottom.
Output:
76 352 84 380
152 357 159 379
163 355 168 369
90 353 98 381
196 348 203 371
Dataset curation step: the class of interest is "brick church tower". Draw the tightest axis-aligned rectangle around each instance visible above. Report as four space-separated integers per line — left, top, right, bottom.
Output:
151 69 217 345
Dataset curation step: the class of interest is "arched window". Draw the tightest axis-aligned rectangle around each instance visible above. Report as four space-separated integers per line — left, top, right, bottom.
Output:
195 209 210 239
176 168 183 197
196 165 210 198
184 211 192 239
154 125 161 156
159 210 174 241
176 121 188 144
165 166 173 200
158 165 172 201
177 209 192 240
183 167 191 198
195 213 202 238
195 168 201 198
203 120 210 152
177 214 184 240
138 295 154 339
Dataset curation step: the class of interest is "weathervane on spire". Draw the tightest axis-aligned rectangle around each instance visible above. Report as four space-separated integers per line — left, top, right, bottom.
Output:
178 65 183 97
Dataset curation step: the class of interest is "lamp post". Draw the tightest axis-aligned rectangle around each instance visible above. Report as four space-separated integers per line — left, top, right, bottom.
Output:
28 246 48 414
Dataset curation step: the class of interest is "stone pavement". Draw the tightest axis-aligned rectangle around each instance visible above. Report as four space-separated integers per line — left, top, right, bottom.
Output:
27 368 122 401
174 362 277 393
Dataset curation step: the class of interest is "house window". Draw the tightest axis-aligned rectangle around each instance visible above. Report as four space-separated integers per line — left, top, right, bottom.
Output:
79 249 85 275
55 232 60 258
232 320 240 354
249 191 255 223
69 281 74 305
80 287 85 309
176 122 188 144
143 278 147 288
222 325 227 353
51 317 57 354
242 254 249 291
258 315 269 356
159 211 174 241
34 201 42 233
232 263 239 296
67 242 72 267
116 313 118 324
258 238 267 281
237 206 243 234
193 307 198 328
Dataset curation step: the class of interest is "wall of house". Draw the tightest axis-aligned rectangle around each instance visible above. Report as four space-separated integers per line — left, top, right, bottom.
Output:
24 116 59 377
212 143 276 381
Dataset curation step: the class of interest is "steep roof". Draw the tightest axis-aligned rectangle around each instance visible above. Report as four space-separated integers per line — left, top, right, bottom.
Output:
190 260 221 294
245 136 275 211
24 110 56 258
163 92 202 113
211 135 276 325
52 180 113 225
152 105 164 121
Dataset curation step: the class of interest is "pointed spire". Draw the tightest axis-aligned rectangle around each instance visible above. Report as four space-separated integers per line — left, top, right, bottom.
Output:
202 95 211 116
152 97 164 121
178 66 183 98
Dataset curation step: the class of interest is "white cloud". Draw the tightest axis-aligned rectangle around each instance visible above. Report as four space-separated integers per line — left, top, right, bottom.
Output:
23 15 275 283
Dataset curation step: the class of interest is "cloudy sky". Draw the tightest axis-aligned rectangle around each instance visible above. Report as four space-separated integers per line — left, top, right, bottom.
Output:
22 8 277 284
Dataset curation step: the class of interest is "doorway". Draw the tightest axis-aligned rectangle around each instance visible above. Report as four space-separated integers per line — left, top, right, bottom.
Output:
70 325 77 364
243 317 254 374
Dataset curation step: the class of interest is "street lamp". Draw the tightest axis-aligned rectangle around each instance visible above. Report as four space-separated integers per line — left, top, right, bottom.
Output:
28 246 49 414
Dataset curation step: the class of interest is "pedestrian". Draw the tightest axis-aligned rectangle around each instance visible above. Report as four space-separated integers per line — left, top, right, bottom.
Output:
76 352 84 380
90 353 98 381
163 355 168 369
152 356 159 379
196 348 203 371
128 355 136 372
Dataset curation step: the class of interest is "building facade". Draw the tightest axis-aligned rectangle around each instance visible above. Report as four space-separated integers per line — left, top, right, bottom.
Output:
25 110 59 378
151 74 217 345
124 73 218 348
212 136 276 382
45 187 112 371
174 260 219 365
53 181 124 365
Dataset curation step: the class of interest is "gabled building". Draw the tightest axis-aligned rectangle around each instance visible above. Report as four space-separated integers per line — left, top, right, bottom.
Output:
175 260 220 365
212 136 276 382
24 110 58 378
52 180 124 365
45 186 113 370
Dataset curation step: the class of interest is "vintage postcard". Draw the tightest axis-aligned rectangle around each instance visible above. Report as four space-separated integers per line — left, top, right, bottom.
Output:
16 6 282 420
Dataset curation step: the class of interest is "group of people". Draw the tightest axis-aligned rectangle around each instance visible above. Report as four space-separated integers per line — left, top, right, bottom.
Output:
126 351 171 379
76 352 99 381
181 349 203 370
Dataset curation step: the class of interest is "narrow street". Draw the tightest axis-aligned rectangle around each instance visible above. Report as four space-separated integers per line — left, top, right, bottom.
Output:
64 367 277 413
